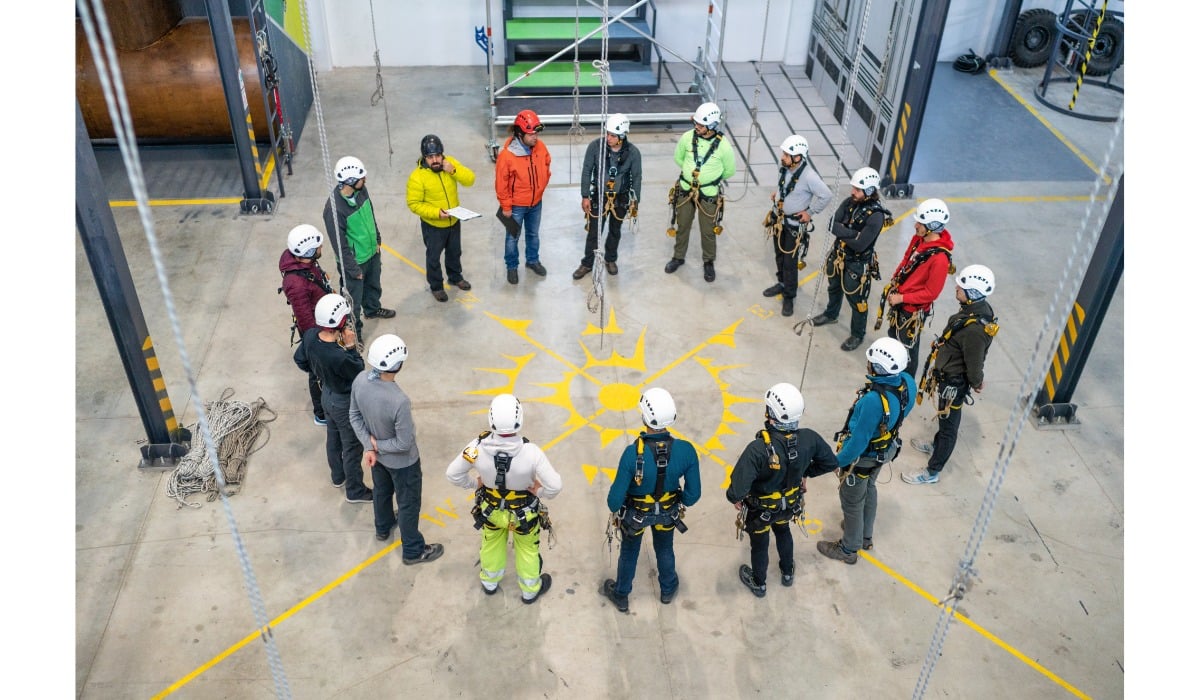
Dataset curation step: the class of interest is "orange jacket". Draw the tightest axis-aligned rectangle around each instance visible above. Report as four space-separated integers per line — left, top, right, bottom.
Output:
495 136 551 210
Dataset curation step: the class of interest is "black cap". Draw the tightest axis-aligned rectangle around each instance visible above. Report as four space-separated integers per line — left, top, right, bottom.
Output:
420 134 444 157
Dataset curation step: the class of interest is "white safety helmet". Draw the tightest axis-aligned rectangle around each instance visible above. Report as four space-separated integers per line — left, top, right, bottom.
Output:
335 156 367 185
764 383 805 423
286 224 323 258
367 334 407 372
639 387 676 429
850 167 880 195
866 337 909 376
780 135 809 159
957 264 996 300
915 198 950 232
489 393 524 434
314 293 351 329
693 102 722 129
605 113 630 138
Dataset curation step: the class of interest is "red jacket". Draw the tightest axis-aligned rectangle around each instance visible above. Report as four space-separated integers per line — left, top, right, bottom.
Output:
890 230 954 312
495 136 551 210
279 250 332 334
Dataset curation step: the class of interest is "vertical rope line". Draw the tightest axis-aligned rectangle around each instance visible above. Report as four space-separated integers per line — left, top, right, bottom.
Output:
911 109 1124 699
76 1 291 696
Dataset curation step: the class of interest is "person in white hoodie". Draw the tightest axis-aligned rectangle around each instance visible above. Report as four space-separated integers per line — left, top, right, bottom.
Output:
446 394 562 603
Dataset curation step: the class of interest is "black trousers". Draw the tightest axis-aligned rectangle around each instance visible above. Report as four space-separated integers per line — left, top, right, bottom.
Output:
773 224 807 299
422 220 464 291
580 194 628 267
929 376 971 473
747 517 794 586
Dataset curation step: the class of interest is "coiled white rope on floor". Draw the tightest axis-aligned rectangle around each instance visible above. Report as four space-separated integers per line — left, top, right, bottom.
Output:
167 390 276 508
911 108 1124 699
76 1 292 695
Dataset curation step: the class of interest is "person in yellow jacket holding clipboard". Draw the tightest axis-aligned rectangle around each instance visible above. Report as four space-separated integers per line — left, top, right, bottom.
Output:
406 134 476 303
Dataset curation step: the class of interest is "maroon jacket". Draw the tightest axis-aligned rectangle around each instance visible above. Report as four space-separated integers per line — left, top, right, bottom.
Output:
890 230 955 312
279 250 332 334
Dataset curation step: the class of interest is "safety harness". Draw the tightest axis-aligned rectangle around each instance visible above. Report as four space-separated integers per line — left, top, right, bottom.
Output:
762 161 816 263
278 266 332 346
828 199 893 305
834 379 910 478
667 131 726 237
873 243 955 338
917 313 1000 412
584 141 639 224
463 430 546 536
737 429 808 537
617 435 687 537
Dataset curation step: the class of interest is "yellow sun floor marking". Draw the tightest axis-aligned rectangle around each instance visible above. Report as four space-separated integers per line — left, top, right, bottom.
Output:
158 194 1096 697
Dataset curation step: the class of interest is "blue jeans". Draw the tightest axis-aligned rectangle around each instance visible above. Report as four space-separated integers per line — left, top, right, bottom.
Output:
373 459 426 559
614 525 677 598
503 202 542 269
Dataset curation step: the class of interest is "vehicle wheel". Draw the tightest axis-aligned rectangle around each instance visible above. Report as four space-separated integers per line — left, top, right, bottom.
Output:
1009 8 1058 68
1061 13 1123 76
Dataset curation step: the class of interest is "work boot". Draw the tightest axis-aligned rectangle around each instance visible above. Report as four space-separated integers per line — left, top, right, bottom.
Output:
840 335 864 351
810 314 836 326
665 258 684 274
522 573 552 604
454 279 472 291
762 284 784 297
739 565 766 598
602 579 629 612
606 261 618 275
526 261 547 276
431 289 448 302
572 265 591 280
507 268 518 285
817 540 858 564
703 261 716 282
782 297 794 317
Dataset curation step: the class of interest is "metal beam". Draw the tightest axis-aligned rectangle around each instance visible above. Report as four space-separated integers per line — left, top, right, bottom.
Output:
880 0 953 197
1033 175 1123 428
75 100 191 467
204 0 275 214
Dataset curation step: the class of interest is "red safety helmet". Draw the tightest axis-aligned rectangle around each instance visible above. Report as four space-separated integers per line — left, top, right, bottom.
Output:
513 109 544 134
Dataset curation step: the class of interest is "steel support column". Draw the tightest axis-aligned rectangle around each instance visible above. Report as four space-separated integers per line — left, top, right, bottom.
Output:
205 0 275 214
75 101 191 467
1033 175 1124 428
880 0 953 198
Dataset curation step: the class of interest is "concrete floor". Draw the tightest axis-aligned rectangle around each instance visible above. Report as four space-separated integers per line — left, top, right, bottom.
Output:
73 62 1125 698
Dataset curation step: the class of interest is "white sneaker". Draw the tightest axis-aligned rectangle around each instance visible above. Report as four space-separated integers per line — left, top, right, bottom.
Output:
910 438 934 454
902 469 940 485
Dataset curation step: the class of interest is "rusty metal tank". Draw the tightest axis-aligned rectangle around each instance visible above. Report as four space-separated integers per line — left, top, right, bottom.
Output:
77 15 270 142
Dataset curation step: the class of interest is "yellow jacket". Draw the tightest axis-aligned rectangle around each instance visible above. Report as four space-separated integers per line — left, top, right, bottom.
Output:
405 155 476 227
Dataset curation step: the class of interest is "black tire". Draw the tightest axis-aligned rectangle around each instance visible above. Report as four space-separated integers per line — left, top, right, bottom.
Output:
1009 8 1058 68
1061 13 1123 77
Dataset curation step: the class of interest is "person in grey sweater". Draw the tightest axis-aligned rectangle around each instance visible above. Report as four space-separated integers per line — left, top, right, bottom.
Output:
761 135 833 317
349 334 443 564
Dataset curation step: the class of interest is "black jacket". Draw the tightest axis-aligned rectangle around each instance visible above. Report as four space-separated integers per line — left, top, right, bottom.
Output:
580 138 642 201
726 423 839 503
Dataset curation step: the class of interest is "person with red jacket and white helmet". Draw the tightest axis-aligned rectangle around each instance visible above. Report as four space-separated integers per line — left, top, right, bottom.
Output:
279 224 334 425
495 109 552 285
880 198 955 377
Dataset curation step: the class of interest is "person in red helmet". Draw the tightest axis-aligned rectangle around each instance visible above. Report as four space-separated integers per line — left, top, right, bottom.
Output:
495 109 552 284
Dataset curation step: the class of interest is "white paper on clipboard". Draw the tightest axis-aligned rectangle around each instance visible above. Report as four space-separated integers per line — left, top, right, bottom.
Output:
444 206 481 221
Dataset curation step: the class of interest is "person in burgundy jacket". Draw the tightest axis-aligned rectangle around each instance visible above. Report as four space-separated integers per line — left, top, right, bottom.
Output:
280 223 334 425
883 198 955 377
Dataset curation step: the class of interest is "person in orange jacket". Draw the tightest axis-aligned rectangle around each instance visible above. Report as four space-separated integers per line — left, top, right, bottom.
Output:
495 109 552 284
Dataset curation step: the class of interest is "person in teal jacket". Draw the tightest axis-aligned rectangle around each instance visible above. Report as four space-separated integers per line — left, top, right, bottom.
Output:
406 134 476 303
665 102 737 283
602 388 702 613
818 337 917 565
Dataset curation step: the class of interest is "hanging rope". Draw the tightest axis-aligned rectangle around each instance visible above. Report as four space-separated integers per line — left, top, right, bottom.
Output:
911 110 1124 700
367 0 395 167
299 0 361 336
583 1 616 347
76 1 292 695
792 0 879 392
167 390 276 507
724 0 772 203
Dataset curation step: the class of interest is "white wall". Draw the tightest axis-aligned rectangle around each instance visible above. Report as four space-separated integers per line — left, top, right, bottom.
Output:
308 0 819 68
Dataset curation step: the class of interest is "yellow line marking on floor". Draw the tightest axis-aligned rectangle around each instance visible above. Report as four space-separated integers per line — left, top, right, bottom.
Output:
988 69 1110 185
152 539 404 698
861 551 1091 699
109 197 244 207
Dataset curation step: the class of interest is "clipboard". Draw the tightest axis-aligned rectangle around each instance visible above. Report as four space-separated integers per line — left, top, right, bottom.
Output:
444 206 481 221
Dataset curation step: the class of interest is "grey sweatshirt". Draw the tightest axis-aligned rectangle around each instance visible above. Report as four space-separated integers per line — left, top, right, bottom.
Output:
348 370 420 469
